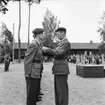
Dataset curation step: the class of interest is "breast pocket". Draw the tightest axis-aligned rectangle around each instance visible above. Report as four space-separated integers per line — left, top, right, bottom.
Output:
31 63 41 78
36 49 43 59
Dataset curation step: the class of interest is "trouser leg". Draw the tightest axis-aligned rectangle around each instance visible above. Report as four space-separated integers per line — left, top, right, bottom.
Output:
7 61 10 71
36 78 41 99
25 77 40 105
39 78 41 94
4 61 9 71
39 72 42 95
54 75 69 105
37 72 42 97
54 75 59 105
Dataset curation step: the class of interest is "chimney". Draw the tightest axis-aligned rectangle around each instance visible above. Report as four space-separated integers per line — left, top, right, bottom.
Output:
90 40 93 44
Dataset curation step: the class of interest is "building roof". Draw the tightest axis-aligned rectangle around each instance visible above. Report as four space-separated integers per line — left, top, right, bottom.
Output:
71 43 101 49
14 43 27 49
14 42 101 49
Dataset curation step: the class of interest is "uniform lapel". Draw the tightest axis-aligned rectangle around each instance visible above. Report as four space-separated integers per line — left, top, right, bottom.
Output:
35 39 42 49
57 37 67 48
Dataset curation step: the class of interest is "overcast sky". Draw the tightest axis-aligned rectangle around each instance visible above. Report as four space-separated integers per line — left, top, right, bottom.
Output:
0 0 105 43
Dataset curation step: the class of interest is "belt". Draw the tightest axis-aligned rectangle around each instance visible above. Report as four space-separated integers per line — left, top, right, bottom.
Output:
33 59 41 63
55 58 67 60
55 56 67 60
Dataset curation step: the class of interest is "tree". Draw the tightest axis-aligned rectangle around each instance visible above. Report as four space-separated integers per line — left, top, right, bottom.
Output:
0 0 22 63
98 42 105 54
0 0 9 5
17 0 21 63
0 22 13 55
0 0 8 14
11 0 22 63
97 11 105 54
98 11 105 42
0 0 41 63
13 0 41 63
25 0 41 47
27 0 31 47
42 9 60 47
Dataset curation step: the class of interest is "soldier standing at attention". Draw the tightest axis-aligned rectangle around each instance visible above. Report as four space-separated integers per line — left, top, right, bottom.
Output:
24 28 44 105
4 53 11 72
42 27 71 105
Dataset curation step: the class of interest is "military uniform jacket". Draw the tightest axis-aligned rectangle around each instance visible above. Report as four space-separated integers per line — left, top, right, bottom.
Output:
43 37 71 75
4 54 11 62
24 39 43 78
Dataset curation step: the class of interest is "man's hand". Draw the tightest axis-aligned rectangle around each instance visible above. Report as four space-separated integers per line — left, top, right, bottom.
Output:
42 46 54 57
53 36 61 43
42 46 51 52
42 46 49 50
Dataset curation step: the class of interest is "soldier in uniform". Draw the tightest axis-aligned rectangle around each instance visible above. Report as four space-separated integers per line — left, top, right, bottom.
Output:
42 27 71 105
4 53 11 72
24 28 44 105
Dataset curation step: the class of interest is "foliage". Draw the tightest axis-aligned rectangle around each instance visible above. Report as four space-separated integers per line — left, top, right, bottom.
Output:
0 0 41 63
0 0 41 14
0 23 13 54
98 42 105 54
42 9 60 47
0 0 9 5
1 22 13 43
25 0 41 4
97 11 105 42
0 0 9 14
97 11 105 53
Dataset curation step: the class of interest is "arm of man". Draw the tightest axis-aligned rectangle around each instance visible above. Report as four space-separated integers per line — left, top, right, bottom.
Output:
53 42 71 56
4 55 9 62
42 46 54 57
24 43 37 64
5 58 9 62
42 42 71 56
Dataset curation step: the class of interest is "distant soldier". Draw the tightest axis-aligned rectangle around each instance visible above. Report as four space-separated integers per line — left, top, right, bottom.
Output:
4 53 11 72
88 52 92 64
94 54 100 64
24 28 44 105
73 54 76 63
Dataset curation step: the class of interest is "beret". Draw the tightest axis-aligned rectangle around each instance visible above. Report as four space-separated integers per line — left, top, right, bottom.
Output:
55 27 66 33
32 28 44 35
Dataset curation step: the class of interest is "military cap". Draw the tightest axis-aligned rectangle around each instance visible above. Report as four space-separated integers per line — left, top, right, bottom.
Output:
32 28 44 35
55 27 66 33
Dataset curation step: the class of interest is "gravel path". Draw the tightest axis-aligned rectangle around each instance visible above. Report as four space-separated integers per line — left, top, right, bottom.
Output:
0 62 105 105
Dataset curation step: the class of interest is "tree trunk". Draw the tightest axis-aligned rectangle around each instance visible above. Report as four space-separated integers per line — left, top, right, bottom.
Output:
27 1 31 47
12 23 14 62
18 0 21 63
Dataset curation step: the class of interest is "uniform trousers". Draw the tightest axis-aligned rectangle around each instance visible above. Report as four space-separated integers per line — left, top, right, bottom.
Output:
4 61 10 71
25 77 40 105
54 75 69 105
36 78 41 98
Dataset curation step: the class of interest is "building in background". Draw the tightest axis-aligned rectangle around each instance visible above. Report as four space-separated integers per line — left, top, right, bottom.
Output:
14 42 102 59
0 42 104 62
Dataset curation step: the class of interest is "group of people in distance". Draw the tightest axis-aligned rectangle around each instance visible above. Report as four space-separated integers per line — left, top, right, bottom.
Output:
68 53 103 65
24 27 71 105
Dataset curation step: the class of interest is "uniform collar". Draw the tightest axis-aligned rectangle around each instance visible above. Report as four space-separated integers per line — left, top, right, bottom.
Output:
62 37 66 41
57 37 67 46
60 37 67 43
34 38 42 48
